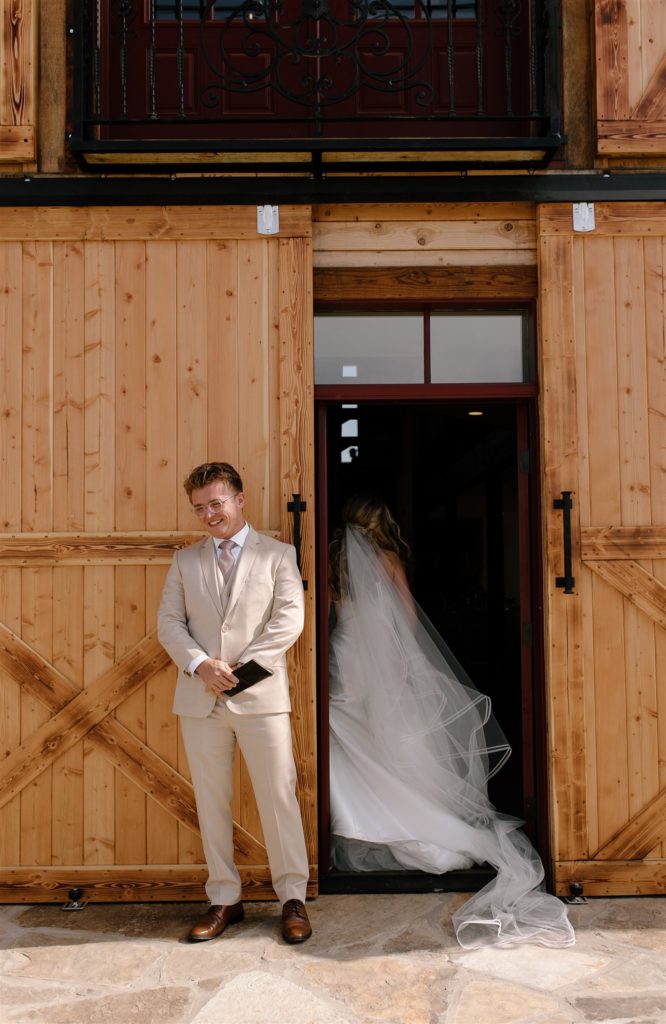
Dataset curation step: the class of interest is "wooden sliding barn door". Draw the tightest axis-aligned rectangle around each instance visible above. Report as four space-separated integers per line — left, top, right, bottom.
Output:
539 203 666 895
0 206 316 902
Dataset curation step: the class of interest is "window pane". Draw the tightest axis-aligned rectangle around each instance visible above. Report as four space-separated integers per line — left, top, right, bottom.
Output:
154 1 211 19
430 314 527 383
315 315 424 384
427 0 477 19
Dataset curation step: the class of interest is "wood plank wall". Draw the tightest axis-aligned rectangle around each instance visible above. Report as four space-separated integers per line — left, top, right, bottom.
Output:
0 205 316 902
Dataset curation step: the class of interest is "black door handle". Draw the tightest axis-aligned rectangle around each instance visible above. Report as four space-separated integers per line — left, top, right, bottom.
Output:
553 491 575 594
287 493 308 590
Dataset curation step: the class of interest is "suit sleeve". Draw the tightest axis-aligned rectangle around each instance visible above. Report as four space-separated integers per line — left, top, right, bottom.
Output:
157 552 210 671
239 544 305 669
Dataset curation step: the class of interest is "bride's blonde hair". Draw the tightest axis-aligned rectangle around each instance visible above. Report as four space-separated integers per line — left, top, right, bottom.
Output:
329 494 410 601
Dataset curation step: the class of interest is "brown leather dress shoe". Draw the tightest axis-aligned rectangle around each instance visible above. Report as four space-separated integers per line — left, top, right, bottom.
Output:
281 899 312 944
188 901 244 942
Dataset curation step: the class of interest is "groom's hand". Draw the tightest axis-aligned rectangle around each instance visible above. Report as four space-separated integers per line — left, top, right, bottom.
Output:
196 658 239 695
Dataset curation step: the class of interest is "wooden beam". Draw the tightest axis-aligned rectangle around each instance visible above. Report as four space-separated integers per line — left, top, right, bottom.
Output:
562 0 595 168
0 530 279 564
0 631 170 806
314 265 537 301
0 206 313 241
594 0 630 121
0 125 34 160
585 559 666 629
278 235 318 867
537 229 588 861
0 620 74 709
37 0 67 172
83 716 266 859
313 203 537 221
314 250 536 269
0 619 267 856
539 202 666 236
591 788 666 860
555 858 666 896
314 219 536 252
598 119 666 153
0 1 36 163
581 526 666 560
0 866 209 903
0 865 318 903
0 531 205 565
632 53 666 120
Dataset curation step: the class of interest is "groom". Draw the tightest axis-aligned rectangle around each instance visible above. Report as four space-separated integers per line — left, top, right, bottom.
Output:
157 461 311 943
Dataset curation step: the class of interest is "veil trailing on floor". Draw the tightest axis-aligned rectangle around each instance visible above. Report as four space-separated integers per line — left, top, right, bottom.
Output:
328 526 574 949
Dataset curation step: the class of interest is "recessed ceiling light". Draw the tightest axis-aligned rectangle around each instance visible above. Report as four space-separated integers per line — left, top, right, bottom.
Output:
468 410 483 417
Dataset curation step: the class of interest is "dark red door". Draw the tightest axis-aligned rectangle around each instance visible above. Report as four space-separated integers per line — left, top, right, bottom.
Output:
101 1 533 140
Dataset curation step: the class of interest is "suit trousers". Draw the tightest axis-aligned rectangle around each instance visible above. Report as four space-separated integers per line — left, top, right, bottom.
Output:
180 702 309 906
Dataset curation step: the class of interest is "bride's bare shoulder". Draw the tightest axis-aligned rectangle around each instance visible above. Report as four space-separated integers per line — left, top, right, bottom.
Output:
378 548 406 581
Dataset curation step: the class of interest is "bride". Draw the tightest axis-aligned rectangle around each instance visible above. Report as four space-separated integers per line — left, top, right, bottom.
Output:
328 495 574 949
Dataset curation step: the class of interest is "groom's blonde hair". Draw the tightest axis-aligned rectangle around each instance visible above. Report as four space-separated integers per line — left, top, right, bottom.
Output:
184 462 243 499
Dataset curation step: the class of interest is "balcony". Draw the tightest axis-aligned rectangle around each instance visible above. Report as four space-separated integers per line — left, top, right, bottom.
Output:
70 0 564 174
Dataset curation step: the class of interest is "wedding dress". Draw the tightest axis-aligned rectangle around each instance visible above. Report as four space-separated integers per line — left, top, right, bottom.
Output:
328 526 574 949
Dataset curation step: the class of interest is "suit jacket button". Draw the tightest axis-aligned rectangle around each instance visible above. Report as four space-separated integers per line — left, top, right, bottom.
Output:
222 624 229 632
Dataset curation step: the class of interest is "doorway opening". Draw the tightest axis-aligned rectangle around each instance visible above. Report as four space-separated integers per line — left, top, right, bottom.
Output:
316 398 544 893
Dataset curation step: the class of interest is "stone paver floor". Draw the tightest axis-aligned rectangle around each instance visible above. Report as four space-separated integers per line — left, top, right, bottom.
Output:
0 894 664 1024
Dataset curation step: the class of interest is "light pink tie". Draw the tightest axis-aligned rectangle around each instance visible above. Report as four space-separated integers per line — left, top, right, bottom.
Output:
217 539 236 582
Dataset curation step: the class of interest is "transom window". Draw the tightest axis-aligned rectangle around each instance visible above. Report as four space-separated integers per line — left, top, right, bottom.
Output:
315 311 530 385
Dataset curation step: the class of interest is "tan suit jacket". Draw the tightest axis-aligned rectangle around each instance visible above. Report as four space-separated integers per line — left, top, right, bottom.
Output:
157 526 305 717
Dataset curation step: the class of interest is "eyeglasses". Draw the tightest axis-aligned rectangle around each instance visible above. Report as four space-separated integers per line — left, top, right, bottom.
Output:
192 495 238 518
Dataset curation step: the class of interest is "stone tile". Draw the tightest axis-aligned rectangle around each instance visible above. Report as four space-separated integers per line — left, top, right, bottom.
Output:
159 944 261 984
1 930 101 950
0 940 165 986
299 954 456 1023
0 896 662 1024
560 904 666 964
0 906 24 935
572 994 666 1022
294 892 459 959
3 985 193 1024
574 898 665 929
16 902 207 941
0 981 74 1007
518 1016 584 1024
459 944 610 991
570 898 666 953
191 971 352 1024
447 977 560 1024
583 951 666 994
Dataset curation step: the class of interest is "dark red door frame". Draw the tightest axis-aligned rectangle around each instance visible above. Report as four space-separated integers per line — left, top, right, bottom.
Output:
315 387 546 881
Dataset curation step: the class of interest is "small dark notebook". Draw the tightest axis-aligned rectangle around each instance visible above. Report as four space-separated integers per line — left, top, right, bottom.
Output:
224 660 272 696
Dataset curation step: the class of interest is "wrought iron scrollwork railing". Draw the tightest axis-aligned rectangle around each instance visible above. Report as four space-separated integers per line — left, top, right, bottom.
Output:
72 0 562 164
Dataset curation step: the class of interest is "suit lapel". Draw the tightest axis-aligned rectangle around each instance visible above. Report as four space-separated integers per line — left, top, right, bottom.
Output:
200 536 224 618
224 526 260 620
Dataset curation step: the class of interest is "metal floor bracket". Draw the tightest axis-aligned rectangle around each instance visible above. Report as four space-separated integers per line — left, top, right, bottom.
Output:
62 888 88 911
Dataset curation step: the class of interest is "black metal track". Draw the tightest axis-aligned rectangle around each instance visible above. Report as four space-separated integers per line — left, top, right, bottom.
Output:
2 172 666 205
320 867 495 894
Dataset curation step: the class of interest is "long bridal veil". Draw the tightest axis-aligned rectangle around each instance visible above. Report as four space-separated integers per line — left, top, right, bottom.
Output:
329 526 574 949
